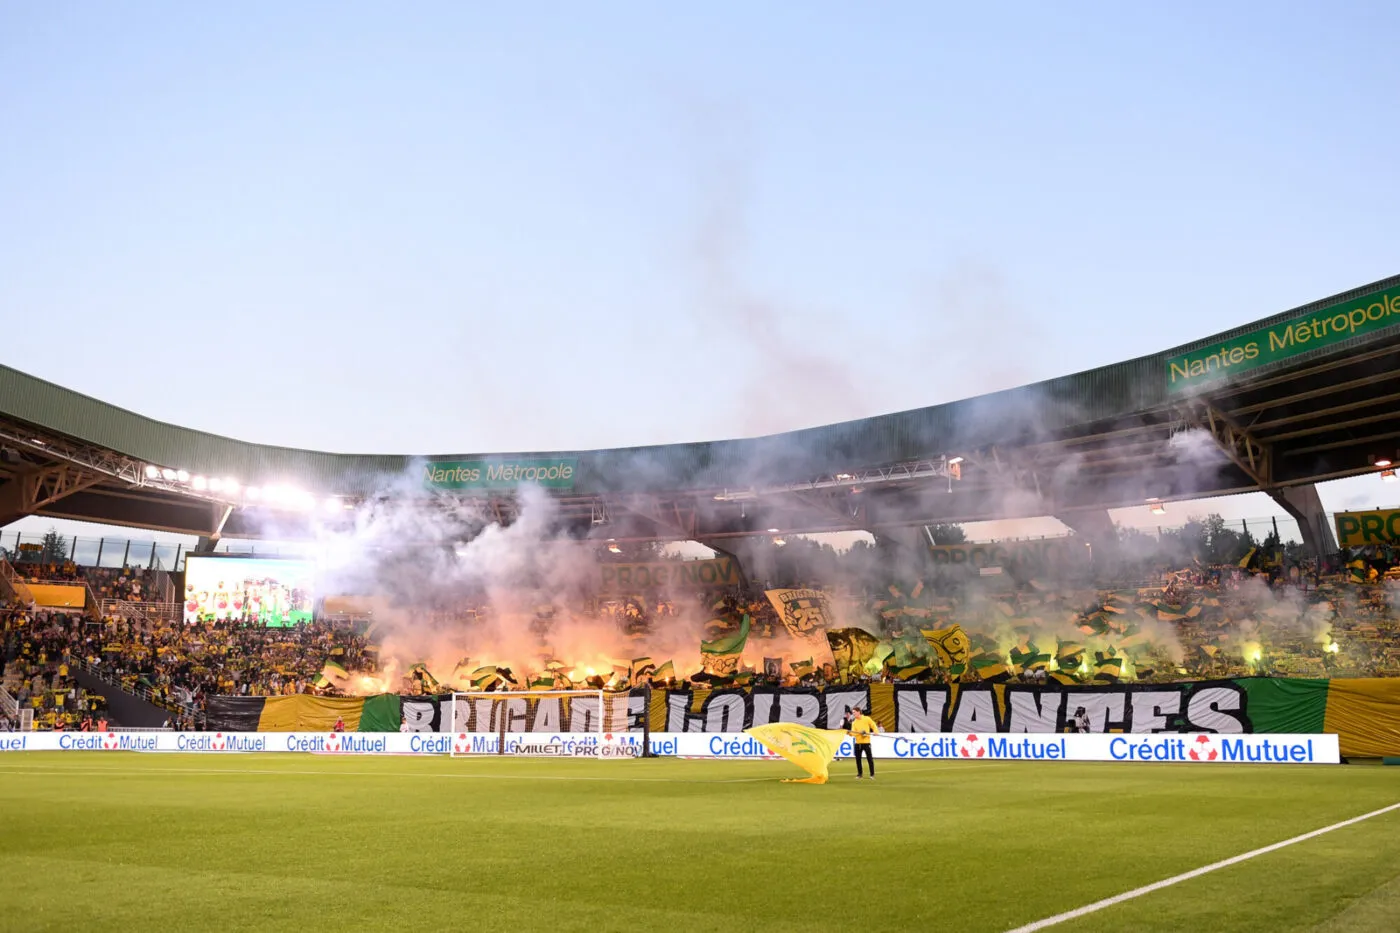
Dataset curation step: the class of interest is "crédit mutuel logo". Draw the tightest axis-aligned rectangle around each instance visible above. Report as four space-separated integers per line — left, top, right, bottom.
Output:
102 732 120 750
1188 734 1220 762
210 733 227 751
325 733 342 753
958 734 987 759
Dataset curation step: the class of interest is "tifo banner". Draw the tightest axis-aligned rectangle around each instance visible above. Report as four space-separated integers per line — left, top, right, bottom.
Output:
26 584 86 609
200 679 1400 758
927 540 1088 574
1334 509 1400 547
1165 286 1400 394
764 588 835 640
598 557 739 593
422 459 577 491
0 731 1340 764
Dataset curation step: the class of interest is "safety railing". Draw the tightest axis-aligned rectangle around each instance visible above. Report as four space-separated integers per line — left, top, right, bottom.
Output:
0 686 19 727
0 557 35 607
76 658 196 715
99 599 182 625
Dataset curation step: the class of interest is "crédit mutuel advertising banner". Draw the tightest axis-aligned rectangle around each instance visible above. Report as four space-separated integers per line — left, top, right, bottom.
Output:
0 731 1340 764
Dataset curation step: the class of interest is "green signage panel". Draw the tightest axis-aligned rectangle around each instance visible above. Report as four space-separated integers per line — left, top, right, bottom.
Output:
424 458 578 491
1166 287 1400 394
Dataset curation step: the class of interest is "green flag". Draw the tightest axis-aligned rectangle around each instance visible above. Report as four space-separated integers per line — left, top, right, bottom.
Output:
701 616 750 676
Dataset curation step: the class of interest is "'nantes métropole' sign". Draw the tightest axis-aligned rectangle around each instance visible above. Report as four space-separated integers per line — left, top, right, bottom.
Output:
1165 286 1400 394
424 459 578 491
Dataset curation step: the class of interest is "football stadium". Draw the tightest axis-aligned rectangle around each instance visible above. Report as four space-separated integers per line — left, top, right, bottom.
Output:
4 275 1400 931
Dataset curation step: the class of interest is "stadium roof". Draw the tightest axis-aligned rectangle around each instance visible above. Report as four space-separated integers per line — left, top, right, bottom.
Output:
3 274 1399 542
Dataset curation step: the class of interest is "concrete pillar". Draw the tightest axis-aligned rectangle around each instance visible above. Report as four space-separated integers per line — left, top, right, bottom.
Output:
696 537 775 591
1054 509 1118 579
1269 484 1336 557
871 526 933 581
1054 509 1117 546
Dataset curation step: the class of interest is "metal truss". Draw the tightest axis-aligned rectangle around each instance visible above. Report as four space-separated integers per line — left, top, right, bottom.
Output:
709 457 959 502
0 423 144 485
1181 402 1272 487
784 489 867 529
606 495 697 538
0 420 243 512
0 462 106 517
976 446 1043 495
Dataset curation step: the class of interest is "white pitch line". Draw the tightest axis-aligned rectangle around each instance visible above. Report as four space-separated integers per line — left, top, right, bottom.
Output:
1004 801 1400 933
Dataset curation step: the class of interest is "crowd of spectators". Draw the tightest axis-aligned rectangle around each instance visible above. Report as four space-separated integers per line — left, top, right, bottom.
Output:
11 560 160 603
1 606 107 730
5 540 1400 729
1 598 373 728
94 616 373 704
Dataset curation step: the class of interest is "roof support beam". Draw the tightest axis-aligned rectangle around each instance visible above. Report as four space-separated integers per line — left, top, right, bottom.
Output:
1210 342 1400 406
1184 403 1272 487
1271 483 1337 558
608 496 698 540
0 463 105 523
1245 389 1400 433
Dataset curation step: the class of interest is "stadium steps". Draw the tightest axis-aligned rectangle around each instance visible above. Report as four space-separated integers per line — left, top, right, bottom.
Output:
0 556 35 606
71 665 173 728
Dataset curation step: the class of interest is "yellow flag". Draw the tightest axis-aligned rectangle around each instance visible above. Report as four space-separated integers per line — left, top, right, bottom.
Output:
743 723 848 784
921 624 971 674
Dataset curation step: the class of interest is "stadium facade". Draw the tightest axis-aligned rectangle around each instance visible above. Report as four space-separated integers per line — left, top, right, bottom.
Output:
2 275 1399 567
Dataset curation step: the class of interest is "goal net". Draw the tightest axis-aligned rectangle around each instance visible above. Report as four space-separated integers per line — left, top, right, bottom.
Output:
448 690 648 758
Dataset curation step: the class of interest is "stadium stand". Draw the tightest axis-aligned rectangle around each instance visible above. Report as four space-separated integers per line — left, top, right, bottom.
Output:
4 528 1399 729
0 605 108 730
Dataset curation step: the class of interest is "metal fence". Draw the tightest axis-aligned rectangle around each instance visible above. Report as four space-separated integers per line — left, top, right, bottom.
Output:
961 514 1310 546
76 658 196 716
0 511 1362 577
0 686 18 727
2 530 186 572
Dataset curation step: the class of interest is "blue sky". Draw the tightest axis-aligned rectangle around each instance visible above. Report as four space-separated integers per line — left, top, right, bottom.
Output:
2 2 1398 546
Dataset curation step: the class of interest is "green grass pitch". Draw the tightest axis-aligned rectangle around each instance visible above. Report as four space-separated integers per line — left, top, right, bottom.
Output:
1 753 1397 932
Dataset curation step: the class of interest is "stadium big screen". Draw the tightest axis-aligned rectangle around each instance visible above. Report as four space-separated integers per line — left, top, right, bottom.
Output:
183 556 316 627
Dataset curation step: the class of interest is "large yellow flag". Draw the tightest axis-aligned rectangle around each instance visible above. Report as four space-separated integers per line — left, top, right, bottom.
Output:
743 723 849 784
921 624 971 678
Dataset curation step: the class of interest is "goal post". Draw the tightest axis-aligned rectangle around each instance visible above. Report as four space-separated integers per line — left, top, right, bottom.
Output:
448 688 650 758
